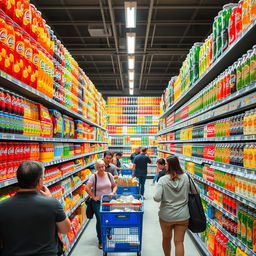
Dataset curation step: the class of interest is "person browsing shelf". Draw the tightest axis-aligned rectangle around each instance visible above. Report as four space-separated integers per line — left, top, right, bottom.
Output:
151 158 167 185
112 152 123 175
103 151 118 179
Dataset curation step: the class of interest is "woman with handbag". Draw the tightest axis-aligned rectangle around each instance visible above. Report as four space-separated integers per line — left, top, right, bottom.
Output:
153 155 199 256
86 159 117 249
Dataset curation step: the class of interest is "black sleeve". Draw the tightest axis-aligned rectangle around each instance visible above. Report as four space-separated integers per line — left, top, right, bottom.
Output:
157 170 165 182
54 199 67 222
147 157 152 164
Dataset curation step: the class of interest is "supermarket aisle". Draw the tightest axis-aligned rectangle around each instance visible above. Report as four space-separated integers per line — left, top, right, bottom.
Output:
70 181 202 256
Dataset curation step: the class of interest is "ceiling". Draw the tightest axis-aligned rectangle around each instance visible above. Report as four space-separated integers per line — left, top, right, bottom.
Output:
31 0 234 97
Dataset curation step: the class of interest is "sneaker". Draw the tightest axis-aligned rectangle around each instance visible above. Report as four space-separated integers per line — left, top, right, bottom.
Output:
98 243 103 249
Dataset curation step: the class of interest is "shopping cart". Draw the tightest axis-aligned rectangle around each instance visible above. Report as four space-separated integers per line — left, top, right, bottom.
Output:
121 169 133 176
100 195 144 256
116 185 139 195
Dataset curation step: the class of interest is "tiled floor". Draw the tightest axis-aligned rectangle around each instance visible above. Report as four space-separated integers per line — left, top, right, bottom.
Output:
71 180 202 256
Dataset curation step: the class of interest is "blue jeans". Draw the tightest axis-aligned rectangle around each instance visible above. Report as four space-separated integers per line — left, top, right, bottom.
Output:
153 173 159 184
137 176 146 196
92 200 101 243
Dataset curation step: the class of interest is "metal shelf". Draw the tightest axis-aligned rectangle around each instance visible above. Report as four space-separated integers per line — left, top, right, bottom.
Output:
108 114 159 116
64 220 90 256
158 84 256 135
66 195 88 218
206 216 255 256
157 134 256 143
63 180 89 198
43 150 106 167
0 133 108 143
107 105 160 107
109 145 157 148
201 194 237 221
158 150 256 179
0 70 106 131
108 124 158 126
186 171 256 209
122 155 157 158
187 231 211 256
158 82 256 135
160 20 256 119
109 134 156 137
0 162 95 189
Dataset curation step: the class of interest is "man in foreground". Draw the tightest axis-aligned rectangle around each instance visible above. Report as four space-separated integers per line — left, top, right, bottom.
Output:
0 161 71 256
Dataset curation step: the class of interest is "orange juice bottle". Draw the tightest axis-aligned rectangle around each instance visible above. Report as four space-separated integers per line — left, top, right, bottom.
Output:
248 110 254 135
252 0 256 21
242 0 251 31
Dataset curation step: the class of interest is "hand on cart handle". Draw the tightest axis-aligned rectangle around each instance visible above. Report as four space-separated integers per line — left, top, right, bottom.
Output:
92 195 100 201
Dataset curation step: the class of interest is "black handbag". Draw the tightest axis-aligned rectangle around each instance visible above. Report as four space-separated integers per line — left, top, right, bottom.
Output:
187 174 206 233
85 174 97 219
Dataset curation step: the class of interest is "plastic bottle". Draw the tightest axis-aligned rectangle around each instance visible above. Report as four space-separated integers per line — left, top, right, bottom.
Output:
250 45 256 83
229 6 238 45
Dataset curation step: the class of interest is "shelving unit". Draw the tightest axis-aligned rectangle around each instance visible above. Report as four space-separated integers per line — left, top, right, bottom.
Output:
107 97 160 177
158 16 256 256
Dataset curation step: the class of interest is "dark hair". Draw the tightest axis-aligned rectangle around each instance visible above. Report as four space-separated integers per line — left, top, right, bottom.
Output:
141 147 148 153
17 161 44 189
104 151 114 158
166 155 184 181
157 158 166 165
116 152 123 157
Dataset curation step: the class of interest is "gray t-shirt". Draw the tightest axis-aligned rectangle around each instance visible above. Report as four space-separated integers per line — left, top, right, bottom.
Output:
153 174 191 222
105 163 118 176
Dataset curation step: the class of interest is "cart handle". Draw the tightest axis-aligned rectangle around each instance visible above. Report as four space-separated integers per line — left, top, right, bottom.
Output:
102 202 142 206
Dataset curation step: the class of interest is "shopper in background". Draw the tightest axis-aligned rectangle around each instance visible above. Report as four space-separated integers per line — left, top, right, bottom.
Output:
130 147 141 163
103 151 118 179
153 155 198 256
132 147 152 198
151 158 167 185
0 161 71 256
112 152 123 175
86 159 117 249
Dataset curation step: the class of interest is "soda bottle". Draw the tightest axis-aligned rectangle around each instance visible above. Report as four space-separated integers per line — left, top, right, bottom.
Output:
229 6 237 45
0 10 8 71
236 1 243 37
250 45 256 83
14 0 25 26
242 52 251 87
213 17 218 61
5 17 16 76
13 25 25 80
242 0 251 31
230 62 237 93
217 11 223 57
236 58 243 90
7 143 14 162
22 0 32 34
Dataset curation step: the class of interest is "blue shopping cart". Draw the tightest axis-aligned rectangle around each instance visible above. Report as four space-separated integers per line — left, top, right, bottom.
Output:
121 169 133 176
116 185 139 195
100 195 144 256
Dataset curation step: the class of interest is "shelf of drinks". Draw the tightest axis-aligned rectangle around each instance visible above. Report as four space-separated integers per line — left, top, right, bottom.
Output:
0 161 95 190
158 150 256 178
0 133 108 143
43 150 106 167
108 145 157 148
160 20 256 119
107 105 160 108
64 219 90 256
0 70 107 131
187 231 212 256
157 134 256 144
184 171 256 209
108 124 158 126
200 194 237 221
62 180 88 198
158 82 256 135
206 216 255 256
108 114 159 117
66 195 88 218
109 134 156 137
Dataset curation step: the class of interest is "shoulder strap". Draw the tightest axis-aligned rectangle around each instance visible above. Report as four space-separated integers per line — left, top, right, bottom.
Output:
107 172 113 192
186 173 198 194
94 174 97 196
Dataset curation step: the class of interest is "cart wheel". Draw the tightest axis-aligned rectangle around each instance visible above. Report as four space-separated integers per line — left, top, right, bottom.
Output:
137 252 141 256
103 253 107 256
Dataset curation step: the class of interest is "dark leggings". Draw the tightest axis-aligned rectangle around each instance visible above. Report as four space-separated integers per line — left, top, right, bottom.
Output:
92 200 101 243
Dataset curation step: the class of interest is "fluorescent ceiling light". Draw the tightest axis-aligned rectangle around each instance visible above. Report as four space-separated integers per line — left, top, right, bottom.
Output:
128 70 135 80
128 56 135 69
129 80 134 89
125 2 137 28
129 89 134 95
127 33 135 54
